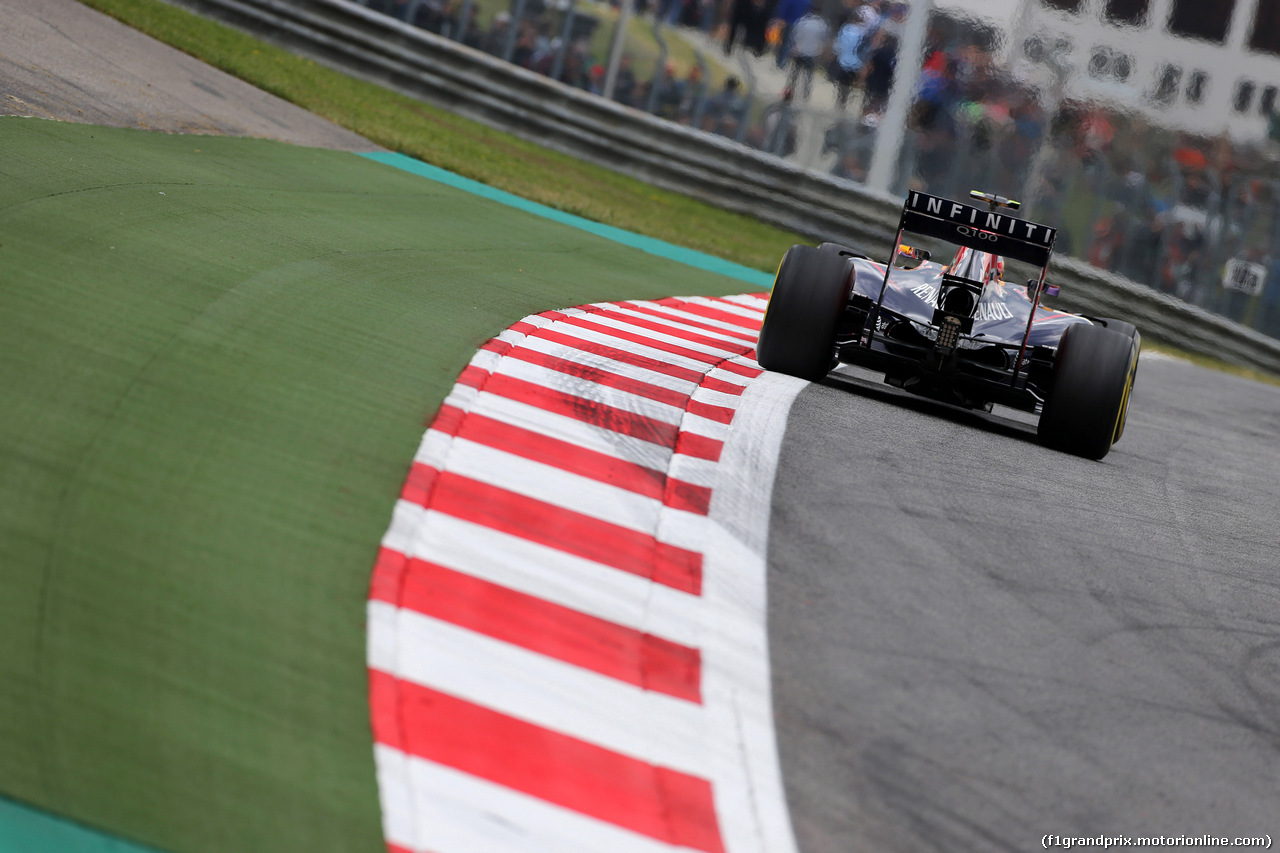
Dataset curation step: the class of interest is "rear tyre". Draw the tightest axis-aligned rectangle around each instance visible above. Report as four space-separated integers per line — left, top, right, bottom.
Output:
1092 318 1141 441
1037 323 1140 460
1090 316 1140 342
757 245 853 380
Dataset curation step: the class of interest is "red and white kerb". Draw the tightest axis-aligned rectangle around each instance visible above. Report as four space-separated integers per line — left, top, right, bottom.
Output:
368 294 804 853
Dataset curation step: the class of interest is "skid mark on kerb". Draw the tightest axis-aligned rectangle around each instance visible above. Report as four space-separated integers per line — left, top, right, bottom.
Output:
368 293 804 853
358 152 775 288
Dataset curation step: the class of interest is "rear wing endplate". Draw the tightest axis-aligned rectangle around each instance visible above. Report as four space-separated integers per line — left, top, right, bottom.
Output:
900 191 1057 267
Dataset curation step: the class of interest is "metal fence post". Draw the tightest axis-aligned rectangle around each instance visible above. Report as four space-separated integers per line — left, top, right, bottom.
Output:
550 0 578 81
645 19 669 115
453 0 475 43
734 51 755 144
602 0 633 100
691 49 710 129
503 0 527 62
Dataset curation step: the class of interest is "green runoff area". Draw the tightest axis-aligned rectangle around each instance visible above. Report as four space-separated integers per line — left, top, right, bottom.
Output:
0 115 763 852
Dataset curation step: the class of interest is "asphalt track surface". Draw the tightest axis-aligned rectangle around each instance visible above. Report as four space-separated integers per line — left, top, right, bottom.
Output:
768 356 1280 851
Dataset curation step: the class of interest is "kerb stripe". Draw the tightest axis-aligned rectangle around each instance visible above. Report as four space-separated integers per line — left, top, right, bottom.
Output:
369 294 788 853
479 373 679 444
552 314 742 367
590 307 755 355
428 405 712 514
416 470 703 594
710 359 762 379
621 303 758 343
369 672 726 853
375 557 702 703
524 328 714 385
659 298 766 330
501 345 734 423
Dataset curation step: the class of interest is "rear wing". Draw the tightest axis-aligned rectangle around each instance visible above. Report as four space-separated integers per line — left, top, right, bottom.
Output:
900 191 1057 267
863 190 1058 389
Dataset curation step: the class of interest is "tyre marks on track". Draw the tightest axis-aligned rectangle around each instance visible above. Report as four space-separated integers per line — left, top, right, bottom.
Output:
367 294 805 853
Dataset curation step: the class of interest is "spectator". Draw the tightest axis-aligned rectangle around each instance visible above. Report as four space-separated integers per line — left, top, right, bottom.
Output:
703 75 747 136
725 0 770 56
510 20 539 68
911 49 953 131
678 65 708 123
481 12 511 56
653 61 684 119
557 43 591 89
769 0 810 69
682 0 716 28
452 2 481 47
658 0 686 27
861 30 897 113
1087 215 1125 271
830 5 879 109
587 63 606 96
786 8 829 101
612 54 638 107
527 31 558 75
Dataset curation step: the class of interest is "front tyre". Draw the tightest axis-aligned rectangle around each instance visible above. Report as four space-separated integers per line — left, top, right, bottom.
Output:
757 245 853 380
1037 323 1140 460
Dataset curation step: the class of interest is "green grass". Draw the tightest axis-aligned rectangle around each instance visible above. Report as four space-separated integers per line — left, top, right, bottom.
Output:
0 116 756 853
75 0 804 272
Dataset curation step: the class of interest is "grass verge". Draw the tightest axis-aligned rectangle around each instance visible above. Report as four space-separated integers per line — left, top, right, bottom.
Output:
0 116 757 853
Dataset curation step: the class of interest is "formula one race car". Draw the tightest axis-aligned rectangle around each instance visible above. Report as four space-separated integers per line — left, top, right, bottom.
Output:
756 190 1140 460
